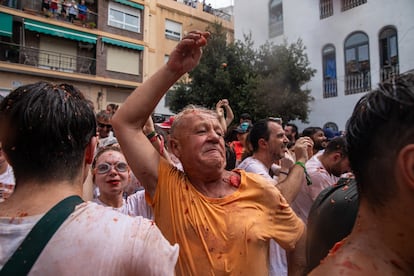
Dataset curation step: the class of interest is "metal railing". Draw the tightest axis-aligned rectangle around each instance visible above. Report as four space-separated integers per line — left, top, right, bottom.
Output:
1 0 98 29
380 65 399 82
323 78 337 98
320 0 333 19
342 0 367 11
345 71 371 95
0 41 96 75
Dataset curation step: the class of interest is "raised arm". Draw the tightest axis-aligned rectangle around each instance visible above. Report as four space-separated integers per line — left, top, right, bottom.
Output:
112 31 209 198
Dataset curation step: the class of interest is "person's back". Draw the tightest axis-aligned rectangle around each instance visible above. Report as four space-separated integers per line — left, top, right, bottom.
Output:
0 82 177 275
310 72 414 275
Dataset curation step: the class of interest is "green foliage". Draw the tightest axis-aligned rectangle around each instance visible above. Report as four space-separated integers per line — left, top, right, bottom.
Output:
168 23 316 124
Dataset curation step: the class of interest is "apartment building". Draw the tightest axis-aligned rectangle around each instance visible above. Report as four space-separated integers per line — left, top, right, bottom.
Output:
0 0 233 116
234 0 414 131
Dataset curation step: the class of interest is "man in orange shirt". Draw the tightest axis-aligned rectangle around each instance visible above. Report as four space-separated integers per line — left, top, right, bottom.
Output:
113 31 307 275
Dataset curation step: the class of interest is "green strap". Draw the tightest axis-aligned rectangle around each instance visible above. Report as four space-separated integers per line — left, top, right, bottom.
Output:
0 195 84 275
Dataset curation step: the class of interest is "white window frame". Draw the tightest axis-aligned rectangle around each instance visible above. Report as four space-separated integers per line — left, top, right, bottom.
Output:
108 2 141 33
165 19 182 41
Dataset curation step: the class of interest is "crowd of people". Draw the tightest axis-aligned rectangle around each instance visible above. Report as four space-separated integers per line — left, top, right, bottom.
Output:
1 30 414 275
41 0 92 24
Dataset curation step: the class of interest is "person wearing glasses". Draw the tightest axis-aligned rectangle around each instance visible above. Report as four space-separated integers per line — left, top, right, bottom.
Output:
91 145 152 219
96 110 114 147
0 82 178 274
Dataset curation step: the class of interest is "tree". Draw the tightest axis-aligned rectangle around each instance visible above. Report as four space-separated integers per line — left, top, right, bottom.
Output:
168 22 257 123
253 40 316 123
168 23 316 124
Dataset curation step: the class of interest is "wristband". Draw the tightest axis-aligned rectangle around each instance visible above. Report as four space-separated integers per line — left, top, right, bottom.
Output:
149 134 159 143
295 161 312 185
146 131 156 140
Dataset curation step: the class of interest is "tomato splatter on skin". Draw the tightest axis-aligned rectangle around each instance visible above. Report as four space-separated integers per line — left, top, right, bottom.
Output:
229 175 240 188
341 260 362 271
113 218 118 222
184 208 189 215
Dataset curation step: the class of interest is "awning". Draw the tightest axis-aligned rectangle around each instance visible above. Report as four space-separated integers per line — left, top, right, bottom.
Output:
24 19 97 44
0 12 13 37
102 37 144 51
114 0 144 10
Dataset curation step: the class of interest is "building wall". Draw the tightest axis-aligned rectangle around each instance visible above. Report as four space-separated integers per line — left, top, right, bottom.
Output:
234 0 414 131
147 0 234 116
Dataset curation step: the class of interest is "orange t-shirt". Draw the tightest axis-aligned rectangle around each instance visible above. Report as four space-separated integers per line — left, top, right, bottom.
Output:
148 158 305 275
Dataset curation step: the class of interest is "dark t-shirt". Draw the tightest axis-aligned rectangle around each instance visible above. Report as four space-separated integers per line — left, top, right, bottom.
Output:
306 178 359 273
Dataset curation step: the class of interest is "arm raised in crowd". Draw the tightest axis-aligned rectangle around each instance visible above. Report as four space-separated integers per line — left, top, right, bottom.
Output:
276 136 313 203
112 31 209 198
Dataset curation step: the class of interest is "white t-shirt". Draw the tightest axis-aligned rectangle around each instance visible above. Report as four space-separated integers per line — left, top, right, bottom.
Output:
291 152 339 223
0 201 178 275
237 156 288 276
93 189 153 219
0 165 15 202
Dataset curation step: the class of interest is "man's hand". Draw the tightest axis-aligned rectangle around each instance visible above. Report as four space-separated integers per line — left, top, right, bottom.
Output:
167 31 210 75
292 137 314 163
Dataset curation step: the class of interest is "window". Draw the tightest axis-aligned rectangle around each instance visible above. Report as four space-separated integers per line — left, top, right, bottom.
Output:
320 0 333 19
344 32 371 95
108 2 141 33
106 45 140 75
165 19 182 41
379 26 399 81
342 0 367 11
322 45 337 98
269 0 283 38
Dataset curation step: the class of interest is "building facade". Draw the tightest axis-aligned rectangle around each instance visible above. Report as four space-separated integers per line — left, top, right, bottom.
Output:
234 0 414 131
0 0 233 117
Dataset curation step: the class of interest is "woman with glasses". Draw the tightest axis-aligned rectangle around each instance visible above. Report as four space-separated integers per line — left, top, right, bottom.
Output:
91 145 153 219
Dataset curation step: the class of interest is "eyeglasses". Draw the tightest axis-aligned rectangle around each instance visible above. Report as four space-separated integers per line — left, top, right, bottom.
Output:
95 162 128 174
98 123 112 129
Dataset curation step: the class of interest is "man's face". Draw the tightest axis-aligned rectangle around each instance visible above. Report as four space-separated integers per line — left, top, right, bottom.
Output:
312 130 327 151
284 125 295 141
172 112 225 174
97 117 112 139
267 122 289 162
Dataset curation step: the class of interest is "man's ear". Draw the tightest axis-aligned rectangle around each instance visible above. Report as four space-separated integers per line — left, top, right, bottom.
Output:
397 144 414 191
332 152 342 162
169 138 181 158
85 136 98 165
258 138 267 149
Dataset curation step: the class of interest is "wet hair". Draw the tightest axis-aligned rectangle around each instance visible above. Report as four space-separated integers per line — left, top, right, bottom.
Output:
248 118 272 152
324 136 348 157
346 72 414 207
170 105 220 137
301 126 323 139
96 109 112 122
0 82 96 184
92 145 123 170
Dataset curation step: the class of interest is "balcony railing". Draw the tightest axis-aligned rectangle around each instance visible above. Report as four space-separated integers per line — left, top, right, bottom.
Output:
380 65 399 82
320 0 333 19
345 71 371 95
0 41 96 75
323 77 337 98
1 0 98 29
342 0 367 11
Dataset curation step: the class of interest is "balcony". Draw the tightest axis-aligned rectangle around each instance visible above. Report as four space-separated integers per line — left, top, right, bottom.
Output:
1 0 98 29
0 41 96 75
380 64 399 82
345 71 371 95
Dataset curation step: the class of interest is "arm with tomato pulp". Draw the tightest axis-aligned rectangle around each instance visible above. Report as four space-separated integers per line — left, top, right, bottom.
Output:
112 31 209 199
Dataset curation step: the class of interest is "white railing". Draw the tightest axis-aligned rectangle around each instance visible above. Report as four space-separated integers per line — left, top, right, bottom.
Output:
345 71 371 95
323 78 337 98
